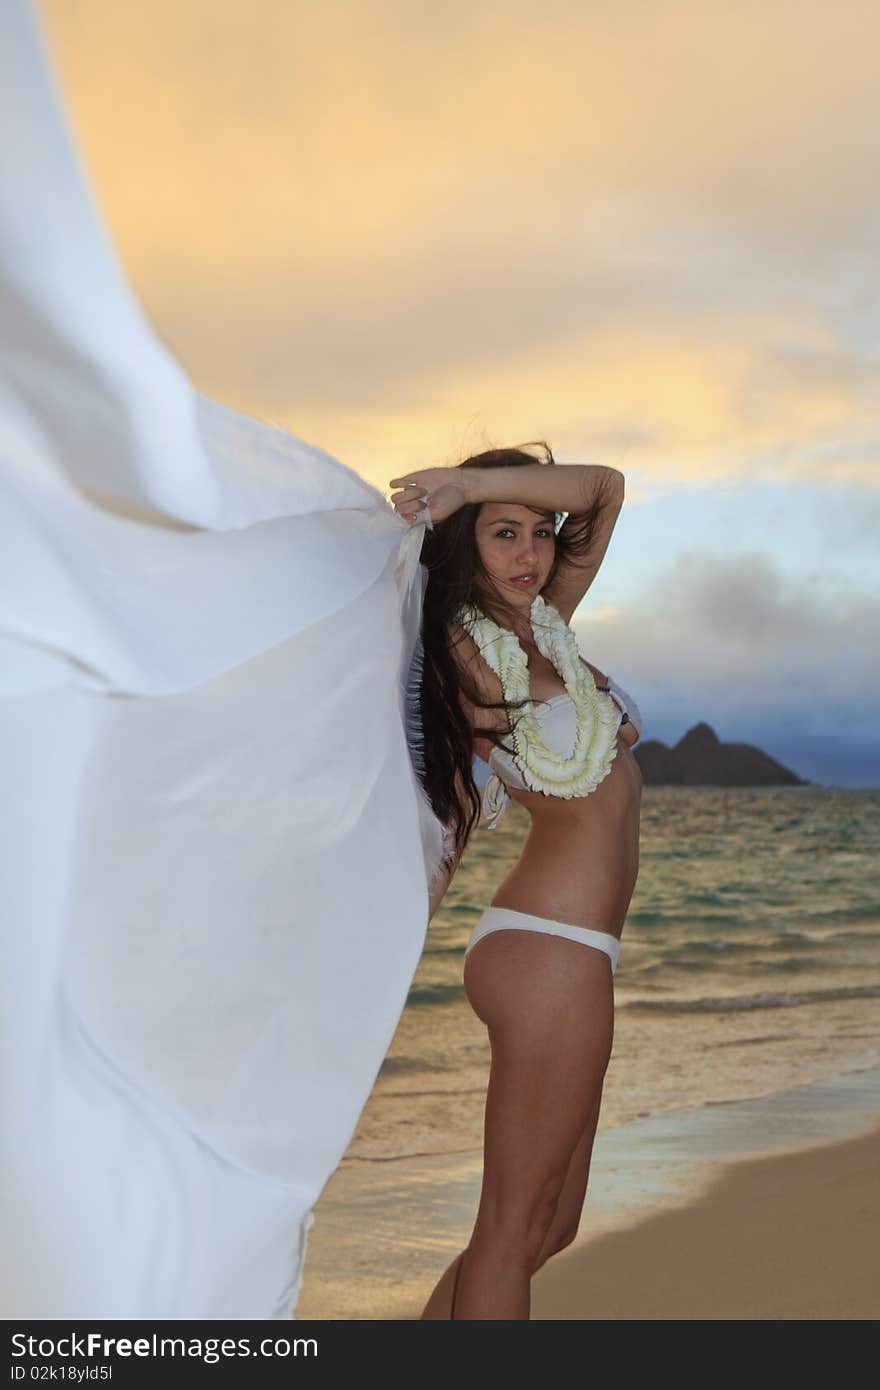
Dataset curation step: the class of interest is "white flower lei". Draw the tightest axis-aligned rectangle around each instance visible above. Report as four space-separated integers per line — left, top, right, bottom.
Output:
455 594 620 799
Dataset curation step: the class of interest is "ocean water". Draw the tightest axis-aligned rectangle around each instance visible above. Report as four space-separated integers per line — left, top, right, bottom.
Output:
344 786 880 1164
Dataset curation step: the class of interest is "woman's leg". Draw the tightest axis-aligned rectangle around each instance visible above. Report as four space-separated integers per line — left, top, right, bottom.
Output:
420 1250 464 1320
532 1082 604 1270
451 928 614 1319
420 1128 597 1320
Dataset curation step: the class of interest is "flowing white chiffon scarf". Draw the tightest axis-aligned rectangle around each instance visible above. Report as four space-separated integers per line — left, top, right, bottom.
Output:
0 0 447 1319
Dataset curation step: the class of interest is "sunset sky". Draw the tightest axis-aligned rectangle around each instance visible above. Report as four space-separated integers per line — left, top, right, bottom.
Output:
39 0 879 785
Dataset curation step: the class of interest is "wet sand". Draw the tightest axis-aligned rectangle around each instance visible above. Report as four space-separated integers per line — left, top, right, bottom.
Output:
532 1120 880 1319
296 1066 880 1319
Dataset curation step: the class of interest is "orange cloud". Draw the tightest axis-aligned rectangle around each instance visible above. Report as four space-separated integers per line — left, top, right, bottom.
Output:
39 0 880 494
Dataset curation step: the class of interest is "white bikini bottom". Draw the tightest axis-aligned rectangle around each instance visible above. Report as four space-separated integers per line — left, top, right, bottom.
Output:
465 905 621 976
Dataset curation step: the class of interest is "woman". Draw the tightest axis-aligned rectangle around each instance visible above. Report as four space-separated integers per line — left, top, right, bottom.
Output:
391 445 643 1320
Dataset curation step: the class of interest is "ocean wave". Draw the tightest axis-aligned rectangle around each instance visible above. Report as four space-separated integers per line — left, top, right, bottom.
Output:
622 983 880 1014
405 982 465 1007
367 1085 488 1102
340 1144 482 1165
634 954 824 976
379 1055 444 1077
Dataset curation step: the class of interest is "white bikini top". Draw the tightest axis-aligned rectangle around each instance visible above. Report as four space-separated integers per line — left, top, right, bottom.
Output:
482 669 642 828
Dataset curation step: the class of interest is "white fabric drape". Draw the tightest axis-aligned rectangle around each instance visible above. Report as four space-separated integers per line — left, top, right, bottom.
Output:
1 0 445 1318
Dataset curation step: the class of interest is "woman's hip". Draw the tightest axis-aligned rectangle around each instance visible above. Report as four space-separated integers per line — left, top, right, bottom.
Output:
465 904 621 976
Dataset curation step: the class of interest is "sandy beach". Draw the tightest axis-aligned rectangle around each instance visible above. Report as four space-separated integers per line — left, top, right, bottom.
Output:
296 1065 880 1319
531 1121 880 1320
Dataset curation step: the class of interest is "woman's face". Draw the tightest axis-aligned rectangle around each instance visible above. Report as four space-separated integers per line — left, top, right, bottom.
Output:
474 503 557 612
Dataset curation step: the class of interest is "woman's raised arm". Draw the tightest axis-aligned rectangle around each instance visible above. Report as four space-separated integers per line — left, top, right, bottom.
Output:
460 462 624 515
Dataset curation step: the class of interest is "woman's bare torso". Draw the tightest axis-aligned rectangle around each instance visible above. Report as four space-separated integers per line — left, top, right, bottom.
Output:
456 625 643 939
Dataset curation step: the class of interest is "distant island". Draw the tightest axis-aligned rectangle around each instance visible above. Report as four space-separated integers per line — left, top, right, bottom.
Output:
634 722 810 786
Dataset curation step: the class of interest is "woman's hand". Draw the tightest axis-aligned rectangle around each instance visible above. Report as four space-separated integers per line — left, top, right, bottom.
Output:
389 468 470 527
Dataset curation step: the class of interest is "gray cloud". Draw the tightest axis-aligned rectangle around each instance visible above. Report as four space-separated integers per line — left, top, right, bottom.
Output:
573 547 880 784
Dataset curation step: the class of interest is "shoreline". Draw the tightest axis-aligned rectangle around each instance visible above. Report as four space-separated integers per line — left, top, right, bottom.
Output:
528 1112 878 1317
295 1061 880 1319
532 1119 880 1319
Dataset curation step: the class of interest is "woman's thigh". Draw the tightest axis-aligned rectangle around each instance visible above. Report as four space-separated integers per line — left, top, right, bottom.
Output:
464 930 614 1230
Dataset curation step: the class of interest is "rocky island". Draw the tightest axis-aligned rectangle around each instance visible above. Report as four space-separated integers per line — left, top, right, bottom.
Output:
633 722 809 786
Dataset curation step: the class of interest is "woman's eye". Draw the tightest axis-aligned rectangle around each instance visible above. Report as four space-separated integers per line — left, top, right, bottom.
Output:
495 529 552 539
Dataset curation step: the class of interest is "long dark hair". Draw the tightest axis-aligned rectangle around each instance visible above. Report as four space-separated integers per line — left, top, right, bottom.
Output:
416 441 618 863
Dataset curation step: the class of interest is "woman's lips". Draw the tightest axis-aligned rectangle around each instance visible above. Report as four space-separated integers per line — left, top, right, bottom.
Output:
510 574 537 587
